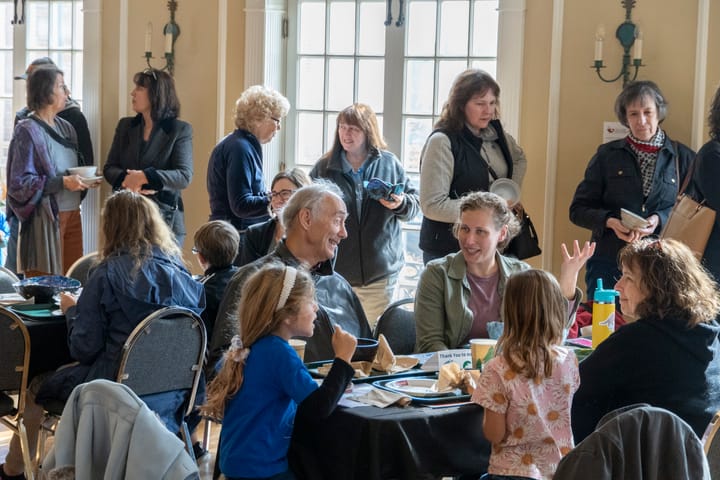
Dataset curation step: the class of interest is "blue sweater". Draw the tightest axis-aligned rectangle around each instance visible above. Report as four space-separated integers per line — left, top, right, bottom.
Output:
207 129 270 231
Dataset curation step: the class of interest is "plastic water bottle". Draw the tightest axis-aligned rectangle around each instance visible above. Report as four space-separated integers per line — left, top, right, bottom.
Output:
592 279 618 348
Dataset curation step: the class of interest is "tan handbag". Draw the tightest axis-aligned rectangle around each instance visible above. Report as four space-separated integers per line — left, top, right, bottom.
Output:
660 153 716 258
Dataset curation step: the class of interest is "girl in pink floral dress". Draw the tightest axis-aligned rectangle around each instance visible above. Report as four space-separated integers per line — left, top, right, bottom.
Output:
472 269 580 480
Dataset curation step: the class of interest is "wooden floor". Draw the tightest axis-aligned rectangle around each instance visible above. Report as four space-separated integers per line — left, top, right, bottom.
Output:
0 421 220 479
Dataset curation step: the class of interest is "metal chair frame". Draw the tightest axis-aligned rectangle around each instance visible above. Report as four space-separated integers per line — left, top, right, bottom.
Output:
373 297 416 355
0 306 35 480
64 251 99 285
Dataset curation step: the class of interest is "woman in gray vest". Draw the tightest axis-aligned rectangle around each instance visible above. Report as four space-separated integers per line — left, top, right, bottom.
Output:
419 69 527 264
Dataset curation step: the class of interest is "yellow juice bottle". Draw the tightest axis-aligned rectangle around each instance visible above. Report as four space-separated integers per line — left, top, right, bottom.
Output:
592 279 618 348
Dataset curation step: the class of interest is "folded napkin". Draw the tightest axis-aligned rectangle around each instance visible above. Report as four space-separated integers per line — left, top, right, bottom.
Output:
372 334 419 373
437 363 481 395
347 388 411 408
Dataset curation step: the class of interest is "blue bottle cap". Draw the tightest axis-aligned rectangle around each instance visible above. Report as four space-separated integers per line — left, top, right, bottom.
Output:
594 279 619 303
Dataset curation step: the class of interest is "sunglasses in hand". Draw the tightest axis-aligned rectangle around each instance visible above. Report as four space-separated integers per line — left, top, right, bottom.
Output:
363 178 405 201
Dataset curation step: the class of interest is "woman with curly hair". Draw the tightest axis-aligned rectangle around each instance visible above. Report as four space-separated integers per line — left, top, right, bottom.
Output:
572 238 720 442
207 85 290 238
689 83 720 281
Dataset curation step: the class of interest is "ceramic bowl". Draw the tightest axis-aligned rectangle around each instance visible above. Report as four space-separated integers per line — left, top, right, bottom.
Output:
351 337 379 362
489 178 521 207
14 275 82 304
68 166 98 178
620 208 651 230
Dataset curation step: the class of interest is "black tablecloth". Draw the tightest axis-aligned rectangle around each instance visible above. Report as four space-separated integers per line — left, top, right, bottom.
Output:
290 402 490 480
22 317 71 379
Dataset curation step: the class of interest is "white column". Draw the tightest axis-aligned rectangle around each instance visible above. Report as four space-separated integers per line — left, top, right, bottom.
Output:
244 0 287 179
541 0 565 270
691 0 710 150
81 0 103 254
496 0 526 139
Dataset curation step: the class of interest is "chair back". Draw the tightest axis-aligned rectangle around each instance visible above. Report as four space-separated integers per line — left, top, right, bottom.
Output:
373 298 416 354
117 306 206 418
65 251 99 285
0 268 19 294
702 410 720 478
0 306 30 413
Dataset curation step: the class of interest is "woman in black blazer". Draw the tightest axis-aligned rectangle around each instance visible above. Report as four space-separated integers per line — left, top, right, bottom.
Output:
103 68 193 245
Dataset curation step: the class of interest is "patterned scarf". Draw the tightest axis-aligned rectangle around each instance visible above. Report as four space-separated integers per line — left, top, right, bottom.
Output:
626 128 665 197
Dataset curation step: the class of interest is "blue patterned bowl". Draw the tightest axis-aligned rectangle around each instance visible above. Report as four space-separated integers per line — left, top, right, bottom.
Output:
351 337 379 363
14 275 82 304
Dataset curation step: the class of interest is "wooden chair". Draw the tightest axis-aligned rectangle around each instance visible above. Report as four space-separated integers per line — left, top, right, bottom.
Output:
64 251 99 285
373 298 416 354
0 306 36 480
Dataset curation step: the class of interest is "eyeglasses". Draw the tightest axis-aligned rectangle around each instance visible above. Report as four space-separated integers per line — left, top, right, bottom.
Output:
142 68 158 81
270 116 281 127
268 189 295 200
191 246 200 254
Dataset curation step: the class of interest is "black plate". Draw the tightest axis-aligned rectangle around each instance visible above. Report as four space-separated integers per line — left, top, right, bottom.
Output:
373 375 472 405
306 361 430 384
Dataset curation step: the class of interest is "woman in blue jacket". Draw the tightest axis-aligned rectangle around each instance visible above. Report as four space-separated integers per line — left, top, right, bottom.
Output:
570 80 694 301
310 103 419 327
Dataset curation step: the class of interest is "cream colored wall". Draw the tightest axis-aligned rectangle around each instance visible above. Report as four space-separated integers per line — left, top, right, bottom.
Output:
95 1 719 280
520 0 718 293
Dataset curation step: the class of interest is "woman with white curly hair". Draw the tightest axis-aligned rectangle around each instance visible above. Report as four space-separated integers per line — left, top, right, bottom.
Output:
207 85 290 241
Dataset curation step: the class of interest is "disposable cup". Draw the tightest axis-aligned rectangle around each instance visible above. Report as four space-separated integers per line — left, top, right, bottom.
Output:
470 339 497 370
289 339 307 361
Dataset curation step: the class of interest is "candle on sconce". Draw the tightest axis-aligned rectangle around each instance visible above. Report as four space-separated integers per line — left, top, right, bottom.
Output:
634 31 643 60
594 25 605 62
164 31 173 55
145 22 152 53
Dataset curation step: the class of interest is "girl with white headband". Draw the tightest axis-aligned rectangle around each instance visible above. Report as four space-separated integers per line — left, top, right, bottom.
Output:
203 261 357 480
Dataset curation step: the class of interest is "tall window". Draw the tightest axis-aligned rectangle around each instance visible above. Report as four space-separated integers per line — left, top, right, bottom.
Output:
0 0 84 177
287 0 499 296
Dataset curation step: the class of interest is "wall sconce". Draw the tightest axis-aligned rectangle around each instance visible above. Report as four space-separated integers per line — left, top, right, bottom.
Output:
592 0 644 86
144 0 180 76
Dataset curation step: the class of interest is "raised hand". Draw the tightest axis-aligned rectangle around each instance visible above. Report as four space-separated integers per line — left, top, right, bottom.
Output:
558 240 596 299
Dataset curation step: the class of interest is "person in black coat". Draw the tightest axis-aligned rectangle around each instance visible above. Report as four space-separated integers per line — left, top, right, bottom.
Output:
103 68 193 246
572 238 720 442
570 80 694 301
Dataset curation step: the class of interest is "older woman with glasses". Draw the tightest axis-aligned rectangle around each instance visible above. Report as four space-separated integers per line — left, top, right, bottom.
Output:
207 85 290 246
239 168 312 266
103 67 193 246
6 64 98 276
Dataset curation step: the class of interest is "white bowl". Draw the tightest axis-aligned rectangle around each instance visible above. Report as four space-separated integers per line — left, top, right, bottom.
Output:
68 166 98 178
489 178 521 206
620 208 651 230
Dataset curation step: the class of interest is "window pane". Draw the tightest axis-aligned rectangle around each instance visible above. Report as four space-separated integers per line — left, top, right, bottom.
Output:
357 58 384 114
406 1 436 56
358 1 385 56
472 0 498 57
470 59 496 78
326 57 354 110
297 57 325 109
73 1 83 50
328 2 355 55
50 1 73 49
70 51 83 100
402 117 432 172
299 2 326 54
296 112 325 166
438 1 469 57
0 51 10 96
26 2 49 49
0 3 12 48
325 112 337 153
404 60 434 115
437 60 468 114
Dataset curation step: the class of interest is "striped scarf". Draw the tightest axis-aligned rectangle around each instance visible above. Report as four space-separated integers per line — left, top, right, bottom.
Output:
626 129 665 197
